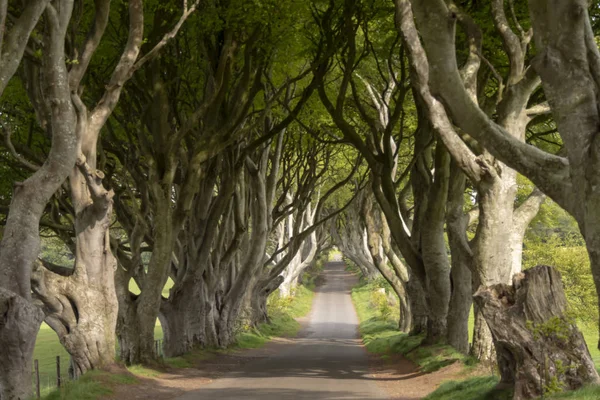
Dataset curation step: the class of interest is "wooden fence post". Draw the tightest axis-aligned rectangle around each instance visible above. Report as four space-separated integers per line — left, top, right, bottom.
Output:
56 356 61 388
34 359 40 399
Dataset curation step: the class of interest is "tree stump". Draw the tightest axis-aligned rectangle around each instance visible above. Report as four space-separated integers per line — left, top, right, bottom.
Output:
473 265 600 399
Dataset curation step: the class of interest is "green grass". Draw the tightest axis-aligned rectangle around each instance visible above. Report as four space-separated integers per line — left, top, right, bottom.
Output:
351 281 472 372
34 324 73 396
126 365 161 378
423 376 510 400
548 386 600 399
41 370 136 400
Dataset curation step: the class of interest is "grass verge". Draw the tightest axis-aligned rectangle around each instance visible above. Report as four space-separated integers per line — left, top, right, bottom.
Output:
41 370 136 400
351 280 472 372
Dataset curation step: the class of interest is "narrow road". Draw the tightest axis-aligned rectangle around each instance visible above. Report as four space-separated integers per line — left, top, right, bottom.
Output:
175 262 388 399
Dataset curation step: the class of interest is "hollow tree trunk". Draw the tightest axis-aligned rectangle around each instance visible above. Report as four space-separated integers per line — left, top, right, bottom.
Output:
474 265 600 399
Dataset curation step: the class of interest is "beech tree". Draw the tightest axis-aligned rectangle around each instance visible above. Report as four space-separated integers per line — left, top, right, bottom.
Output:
312 0 457 343
1 0 198 390
396 0 547 360
398 1 599 334
0 2 77 397
396 0 600 392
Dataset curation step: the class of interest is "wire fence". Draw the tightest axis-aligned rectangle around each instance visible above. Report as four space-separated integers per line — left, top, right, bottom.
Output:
31 339 164 398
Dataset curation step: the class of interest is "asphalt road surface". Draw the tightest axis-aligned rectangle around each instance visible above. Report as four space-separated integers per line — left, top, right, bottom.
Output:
175 262 388 400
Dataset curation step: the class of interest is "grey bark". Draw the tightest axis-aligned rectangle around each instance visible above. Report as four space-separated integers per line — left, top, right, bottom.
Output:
419 143 451 344
361 192 412 333
0 2 77 398
474 266 600 399
31 158 118 376
396 0 545 359
331 212 380 281
446 163 473 354
0 0 50 95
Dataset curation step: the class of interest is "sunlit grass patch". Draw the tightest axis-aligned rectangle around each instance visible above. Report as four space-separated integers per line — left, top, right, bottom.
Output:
126 364 161 378
423 376 509 400
42 370 136 400
164 356 194 368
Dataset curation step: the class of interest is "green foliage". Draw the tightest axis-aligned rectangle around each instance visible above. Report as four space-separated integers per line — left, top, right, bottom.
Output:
525 315 581 396
39 237 74 268
370 289 393 321
526 315 575 343
523 233 597 325
298 254 328 290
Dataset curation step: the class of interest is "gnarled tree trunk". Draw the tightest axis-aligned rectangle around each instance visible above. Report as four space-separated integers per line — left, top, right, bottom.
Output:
0 2 77 396
474 265 600 399
159 277 207 357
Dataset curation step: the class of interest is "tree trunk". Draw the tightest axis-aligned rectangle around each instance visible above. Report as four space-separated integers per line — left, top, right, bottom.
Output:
474 265 600 399
581 220 600 350
116 195 174 364
407 277 428 335
471 305 495 364
469 160 517 362
446 163 473 353
117 300 159 364
31 157 118 376
0 290 45 400
159 278 206 357
251 276 284 326
0 3 77 393
420 144 451 344
447 260 472 354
